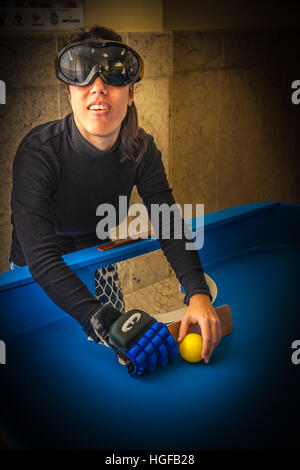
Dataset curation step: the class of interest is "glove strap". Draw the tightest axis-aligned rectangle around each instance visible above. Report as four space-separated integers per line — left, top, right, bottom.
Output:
90 304 122 346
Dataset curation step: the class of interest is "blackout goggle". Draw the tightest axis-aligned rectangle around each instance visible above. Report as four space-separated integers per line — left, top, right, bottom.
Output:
55 40 144 87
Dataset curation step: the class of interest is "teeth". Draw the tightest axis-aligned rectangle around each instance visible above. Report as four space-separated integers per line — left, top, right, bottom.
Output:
89 104 110 110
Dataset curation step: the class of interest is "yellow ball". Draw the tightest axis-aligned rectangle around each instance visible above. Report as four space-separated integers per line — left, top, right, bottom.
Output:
179 333 203 363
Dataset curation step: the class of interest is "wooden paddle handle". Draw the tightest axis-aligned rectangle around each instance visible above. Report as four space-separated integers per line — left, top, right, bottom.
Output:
167 305 233 342
97 230 154 251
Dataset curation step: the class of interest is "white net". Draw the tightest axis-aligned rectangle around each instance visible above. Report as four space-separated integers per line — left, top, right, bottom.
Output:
94 249 185 318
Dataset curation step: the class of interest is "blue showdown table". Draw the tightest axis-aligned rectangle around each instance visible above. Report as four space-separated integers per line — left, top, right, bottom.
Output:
0 201 299 450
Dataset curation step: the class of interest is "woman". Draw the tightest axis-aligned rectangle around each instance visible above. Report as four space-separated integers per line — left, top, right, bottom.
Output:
9 25 221 371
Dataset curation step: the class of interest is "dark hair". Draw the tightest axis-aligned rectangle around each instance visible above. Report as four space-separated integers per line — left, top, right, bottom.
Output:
66 25 148 165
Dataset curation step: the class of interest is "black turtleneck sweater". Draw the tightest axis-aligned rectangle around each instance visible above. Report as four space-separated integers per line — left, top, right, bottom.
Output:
9 112 211 337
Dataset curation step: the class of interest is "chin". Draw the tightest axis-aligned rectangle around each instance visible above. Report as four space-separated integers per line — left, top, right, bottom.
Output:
87 118 110 130
90 124 117 137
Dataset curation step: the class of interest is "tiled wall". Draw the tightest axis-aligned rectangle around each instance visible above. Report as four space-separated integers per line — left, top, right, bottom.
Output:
170 30 300 213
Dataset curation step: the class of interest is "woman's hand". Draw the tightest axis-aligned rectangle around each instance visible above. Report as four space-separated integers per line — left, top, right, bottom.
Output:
178 293 222 363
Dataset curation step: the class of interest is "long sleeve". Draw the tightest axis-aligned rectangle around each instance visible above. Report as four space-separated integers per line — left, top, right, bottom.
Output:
11 135 102 332
136 135 212 305
10 112 212 344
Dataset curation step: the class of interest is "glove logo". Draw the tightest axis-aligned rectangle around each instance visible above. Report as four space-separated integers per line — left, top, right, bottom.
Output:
122 312 141 333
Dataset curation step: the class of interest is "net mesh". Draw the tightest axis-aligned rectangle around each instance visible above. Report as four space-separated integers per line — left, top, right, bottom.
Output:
94 249 185 318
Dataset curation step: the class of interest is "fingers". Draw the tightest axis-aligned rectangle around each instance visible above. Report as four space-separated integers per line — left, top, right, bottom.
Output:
201 318 212 363
178 315 190 343
117 354 129 366
203 315 222 363
178 306 223 364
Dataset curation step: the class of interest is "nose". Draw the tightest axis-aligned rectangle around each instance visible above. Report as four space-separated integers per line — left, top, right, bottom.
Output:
89 76 107 93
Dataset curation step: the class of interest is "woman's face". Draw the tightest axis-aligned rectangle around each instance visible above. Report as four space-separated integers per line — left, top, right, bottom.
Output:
67 76 134 147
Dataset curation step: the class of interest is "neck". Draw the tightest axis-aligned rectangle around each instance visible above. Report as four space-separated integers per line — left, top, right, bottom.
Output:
74 114 121 152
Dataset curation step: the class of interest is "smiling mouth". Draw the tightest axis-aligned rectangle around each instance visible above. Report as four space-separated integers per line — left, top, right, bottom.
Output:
87 103 111 117
89 109 110 116
89 104 110 110
88 104 111 116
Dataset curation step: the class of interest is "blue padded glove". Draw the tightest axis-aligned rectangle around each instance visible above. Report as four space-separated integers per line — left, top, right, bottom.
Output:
90 304 179 377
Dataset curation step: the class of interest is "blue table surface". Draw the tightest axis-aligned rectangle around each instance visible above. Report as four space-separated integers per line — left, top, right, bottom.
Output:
1 243 300 449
